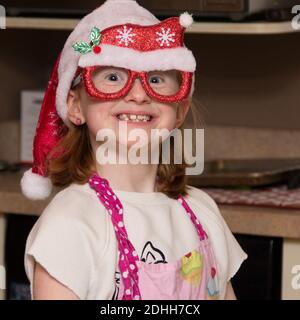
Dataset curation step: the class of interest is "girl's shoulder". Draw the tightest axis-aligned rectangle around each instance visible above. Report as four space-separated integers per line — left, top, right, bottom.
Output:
40 182 104 222
185 185 219 213
185 185 225 229
53 181 97 201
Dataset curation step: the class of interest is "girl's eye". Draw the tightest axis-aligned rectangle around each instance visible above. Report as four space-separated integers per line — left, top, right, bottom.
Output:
149 76 163 84
106 73 120 81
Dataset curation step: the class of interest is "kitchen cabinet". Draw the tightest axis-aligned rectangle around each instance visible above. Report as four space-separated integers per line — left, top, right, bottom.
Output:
232 234 282 300
4 213 38 300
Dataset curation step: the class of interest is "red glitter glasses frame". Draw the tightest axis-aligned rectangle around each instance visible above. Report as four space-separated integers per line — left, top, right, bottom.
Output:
74 66 193 103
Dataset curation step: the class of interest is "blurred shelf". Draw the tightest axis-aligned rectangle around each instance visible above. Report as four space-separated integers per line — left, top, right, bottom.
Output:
188 21 300 34
6 17 79 30
5 17 300 34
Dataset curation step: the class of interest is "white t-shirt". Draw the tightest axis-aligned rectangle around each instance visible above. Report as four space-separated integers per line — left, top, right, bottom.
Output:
24 182 247 300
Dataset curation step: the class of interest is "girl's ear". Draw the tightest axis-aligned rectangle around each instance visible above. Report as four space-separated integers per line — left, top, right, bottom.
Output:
175 99 191 128
67 88 86 126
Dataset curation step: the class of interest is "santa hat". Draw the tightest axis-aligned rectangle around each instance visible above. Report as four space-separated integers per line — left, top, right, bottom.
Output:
21 0 197 200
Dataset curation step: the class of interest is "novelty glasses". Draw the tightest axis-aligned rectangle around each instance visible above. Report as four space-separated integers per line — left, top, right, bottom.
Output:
71 66 193 103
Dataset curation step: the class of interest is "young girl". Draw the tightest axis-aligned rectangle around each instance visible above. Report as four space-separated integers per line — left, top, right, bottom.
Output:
21 0 247 300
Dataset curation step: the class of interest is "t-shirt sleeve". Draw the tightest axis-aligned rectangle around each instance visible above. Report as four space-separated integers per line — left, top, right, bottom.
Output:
24 192 95 300
187 186 248 298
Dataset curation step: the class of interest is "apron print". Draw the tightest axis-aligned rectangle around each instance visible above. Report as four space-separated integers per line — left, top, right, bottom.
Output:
112 240 166 299
140 241 167 264
180 250 203 286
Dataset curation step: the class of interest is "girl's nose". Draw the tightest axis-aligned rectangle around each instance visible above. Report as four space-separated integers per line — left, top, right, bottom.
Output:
124 78 151 104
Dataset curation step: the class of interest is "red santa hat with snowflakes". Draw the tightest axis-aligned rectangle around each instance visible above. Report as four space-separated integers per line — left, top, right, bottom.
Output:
20 0 197 200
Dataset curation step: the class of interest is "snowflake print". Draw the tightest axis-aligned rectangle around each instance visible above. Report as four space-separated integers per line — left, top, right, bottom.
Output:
52 128 59 137
48 111 64 136
116 26 136 46
49 112 58 119
49 111 59 126
156 27 176 47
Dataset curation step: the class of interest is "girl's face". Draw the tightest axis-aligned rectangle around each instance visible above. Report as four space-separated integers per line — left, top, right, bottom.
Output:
67 67 191 150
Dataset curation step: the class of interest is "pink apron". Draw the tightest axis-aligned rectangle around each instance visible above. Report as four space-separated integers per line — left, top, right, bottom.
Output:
89 174 219 300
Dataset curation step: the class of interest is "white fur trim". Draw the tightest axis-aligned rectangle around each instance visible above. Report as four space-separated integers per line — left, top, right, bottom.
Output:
179 12 194 28
20 169 52 200
78 45 196 72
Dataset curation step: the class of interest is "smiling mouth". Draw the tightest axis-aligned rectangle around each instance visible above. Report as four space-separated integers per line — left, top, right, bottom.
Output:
115 113 154 123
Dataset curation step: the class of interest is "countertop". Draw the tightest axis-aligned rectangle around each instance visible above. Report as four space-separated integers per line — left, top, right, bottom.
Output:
1 171 300 239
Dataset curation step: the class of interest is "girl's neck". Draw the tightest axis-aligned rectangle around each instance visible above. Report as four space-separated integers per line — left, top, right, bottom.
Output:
95 162 159 193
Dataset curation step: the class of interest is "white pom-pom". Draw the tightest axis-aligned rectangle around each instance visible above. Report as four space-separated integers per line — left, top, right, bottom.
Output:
20 169 52 200
179 12 194 28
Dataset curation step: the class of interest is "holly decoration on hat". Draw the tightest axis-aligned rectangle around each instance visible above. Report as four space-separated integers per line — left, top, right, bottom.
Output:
72 27 102 54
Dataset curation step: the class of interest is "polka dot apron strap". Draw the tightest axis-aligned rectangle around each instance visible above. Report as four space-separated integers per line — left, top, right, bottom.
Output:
89 174 141 300
89 174 208 300
177 195 208 241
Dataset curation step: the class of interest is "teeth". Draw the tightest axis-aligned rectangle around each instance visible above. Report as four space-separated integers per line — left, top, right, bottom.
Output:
118 114 127 120
117 114 151 122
